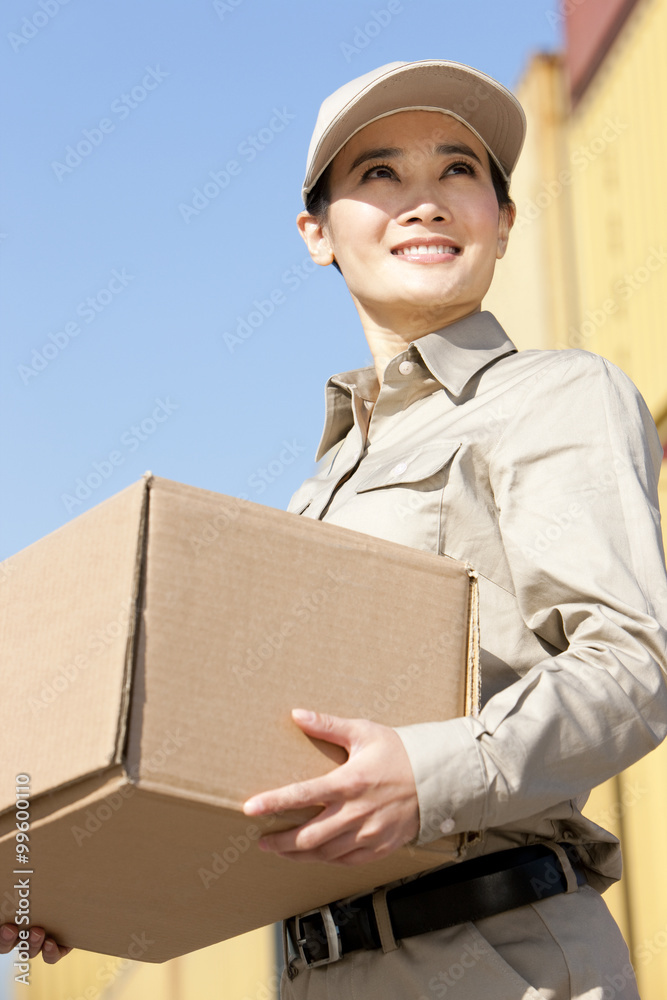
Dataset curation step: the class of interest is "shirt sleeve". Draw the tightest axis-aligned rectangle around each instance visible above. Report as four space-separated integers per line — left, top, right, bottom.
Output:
394 351 667 845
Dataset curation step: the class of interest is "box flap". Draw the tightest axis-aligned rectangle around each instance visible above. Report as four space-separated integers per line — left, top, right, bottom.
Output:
0 478 148 812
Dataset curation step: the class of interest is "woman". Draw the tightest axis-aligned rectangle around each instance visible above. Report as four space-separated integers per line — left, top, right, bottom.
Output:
4 59 667 999
240 61 667 999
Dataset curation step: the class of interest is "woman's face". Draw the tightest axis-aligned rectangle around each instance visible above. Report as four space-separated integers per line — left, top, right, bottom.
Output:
299 110 513 334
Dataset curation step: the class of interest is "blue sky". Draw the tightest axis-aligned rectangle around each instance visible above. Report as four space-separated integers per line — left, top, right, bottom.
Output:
1 0 560 562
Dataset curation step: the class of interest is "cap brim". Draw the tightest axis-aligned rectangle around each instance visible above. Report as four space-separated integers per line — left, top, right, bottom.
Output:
302 60 526 203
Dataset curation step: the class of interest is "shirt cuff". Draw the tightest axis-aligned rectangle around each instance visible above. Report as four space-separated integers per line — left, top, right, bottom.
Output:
393 716 488 845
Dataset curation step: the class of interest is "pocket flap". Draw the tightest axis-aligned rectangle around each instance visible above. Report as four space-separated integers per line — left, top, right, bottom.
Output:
355 440 462 493
286 484 318 515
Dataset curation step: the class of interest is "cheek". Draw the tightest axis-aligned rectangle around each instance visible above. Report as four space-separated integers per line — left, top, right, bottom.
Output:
461 192 502 249
327 200 389 263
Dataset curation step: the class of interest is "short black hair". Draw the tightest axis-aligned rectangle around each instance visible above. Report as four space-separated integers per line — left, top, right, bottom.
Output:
304 153 515 274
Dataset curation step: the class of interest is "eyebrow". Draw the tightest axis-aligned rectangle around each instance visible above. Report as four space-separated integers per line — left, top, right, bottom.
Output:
434 142 484 166
348 147 402 172
348 141 484 174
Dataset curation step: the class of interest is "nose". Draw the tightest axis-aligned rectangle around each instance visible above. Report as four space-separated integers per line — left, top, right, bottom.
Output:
397 185 452 226
405 209 447 223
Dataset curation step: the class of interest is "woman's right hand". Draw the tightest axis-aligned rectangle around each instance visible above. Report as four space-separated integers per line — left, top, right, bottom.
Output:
0 923 72 964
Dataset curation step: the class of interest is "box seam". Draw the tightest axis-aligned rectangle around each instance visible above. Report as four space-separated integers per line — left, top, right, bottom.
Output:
114 472 152 765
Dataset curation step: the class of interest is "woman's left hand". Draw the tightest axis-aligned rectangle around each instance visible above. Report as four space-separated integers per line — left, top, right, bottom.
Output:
242 708 420 865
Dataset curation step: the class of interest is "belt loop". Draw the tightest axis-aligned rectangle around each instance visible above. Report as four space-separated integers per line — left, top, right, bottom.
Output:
372 888 400 953
282 920 299 980
546 841 579 894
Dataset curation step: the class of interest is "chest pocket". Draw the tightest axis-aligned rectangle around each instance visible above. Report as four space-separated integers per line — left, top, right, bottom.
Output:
286 468 347 517
286 482 321 515
354 440 462 493
287 441 462 552
286 443 351 517
325 440 463 553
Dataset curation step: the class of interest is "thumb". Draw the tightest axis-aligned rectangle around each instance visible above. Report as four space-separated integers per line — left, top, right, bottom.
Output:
291 708 360 751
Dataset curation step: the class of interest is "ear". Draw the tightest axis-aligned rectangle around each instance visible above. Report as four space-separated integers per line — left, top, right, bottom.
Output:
496 203 516 260
296 210 335 266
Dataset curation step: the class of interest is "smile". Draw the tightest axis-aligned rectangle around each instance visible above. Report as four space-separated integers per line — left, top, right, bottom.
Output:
391 244 461 257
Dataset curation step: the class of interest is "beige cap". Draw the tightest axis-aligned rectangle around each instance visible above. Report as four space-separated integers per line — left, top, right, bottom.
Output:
302 59 527 204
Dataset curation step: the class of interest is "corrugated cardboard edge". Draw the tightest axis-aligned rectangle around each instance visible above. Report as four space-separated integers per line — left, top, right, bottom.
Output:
465 567 481 718
0 475 152 825
409 562 482 860
114 472 152 767
463 566 482 852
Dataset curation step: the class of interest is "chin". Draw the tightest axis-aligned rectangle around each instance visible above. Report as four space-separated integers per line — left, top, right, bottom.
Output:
395 280 473 309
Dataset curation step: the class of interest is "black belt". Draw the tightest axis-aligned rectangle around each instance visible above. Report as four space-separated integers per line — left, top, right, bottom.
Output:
289 842 587 968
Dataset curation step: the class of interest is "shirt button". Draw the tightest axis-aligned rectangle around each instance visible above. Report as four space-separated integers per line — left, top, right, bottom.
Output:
390 461 408 476
439 818 456 835
398 360 414 375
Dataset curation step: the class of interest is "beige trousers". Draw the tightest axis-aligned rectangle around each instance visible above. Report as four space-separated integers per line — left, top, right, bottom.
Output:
281 884 639 1000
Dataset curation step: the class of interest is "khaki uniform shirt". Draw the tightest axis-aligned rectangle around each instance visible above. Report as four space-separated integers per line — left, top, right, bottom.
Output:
286 311 667 890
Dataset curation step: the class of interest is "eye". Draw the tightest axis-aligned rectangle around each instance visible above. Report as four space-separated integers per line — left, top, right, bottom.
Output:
361 162 397 181
444 159 477 177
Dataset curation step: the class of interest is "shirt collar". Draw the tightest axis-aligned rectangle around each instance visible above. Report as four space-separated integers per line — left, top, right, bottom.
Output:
314 311 517 461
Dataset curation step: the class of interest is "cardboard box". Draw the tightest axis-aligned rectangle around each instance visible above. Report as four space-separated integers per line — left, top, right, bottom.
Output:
0 474 479 962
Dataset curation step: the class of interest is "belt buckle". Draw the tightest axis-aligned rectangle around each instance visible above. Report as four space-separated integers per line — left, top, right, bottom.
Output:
295 905 342 968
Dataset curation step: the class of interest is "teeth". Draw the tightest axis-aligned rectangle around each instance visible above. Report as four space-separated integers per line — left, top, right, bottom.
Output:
395 244 459 255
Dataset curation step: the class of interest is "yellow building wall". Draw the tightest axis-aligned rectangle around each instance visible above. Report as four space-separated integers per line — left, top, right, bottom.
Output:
15 926 278 1000
487 0 667 424
484 53 578 351
486 2 667 996
566 0 667 421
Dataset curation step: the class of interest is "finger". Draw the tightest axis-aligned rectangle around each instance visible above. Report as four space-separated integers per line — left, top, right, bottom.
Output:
28 927 46 959
0 924 18 954
272 827 368 863
276 823 402 864
261 803 415 863
243 772 338 817
328 843 400 866
42 938 72 964
258 802 349 854
275 833 399 867
243 711 368 817
290 708 363 752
